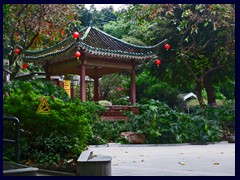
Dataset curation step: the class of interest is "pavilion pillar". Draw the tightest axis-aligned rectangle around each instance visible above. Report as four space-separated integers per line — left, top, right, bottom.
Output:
80 60 86 102
131 64 136 105
93 77 100 102
44 61 51 81
71 83 74 99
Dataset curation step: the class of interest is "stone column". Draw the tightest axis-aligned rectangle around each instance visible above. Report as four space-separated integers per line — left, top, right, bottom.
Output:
80 60 86 102
131 64 136 105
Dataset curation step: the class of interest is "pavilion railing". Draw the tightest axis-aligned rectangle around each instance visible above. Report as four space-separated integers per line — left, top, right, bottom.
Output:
101 105 139 121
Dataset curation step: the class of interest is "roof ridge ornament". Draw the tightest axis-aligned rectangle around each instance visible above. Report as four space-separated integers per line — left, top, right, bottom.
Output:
81 26 92 40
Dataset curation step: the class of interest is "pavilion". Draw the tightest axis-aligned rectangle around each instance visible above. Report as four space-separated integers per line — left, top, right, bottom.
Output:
24 25 168 105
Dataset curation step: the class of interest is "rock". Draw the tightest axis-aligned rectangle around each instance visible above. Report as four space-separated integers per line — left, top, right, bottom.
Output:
120 132 146 144
226 136 235 143
69 162 77 173
67 159 74 164
50 162 58 171
58 163 67 171
43 162 49 170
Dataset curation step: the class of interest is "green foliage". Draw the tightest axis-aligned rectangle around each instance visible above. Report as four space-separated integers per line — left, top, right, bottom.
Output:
3 4 78 80
3 80 103 165
127 100 222 144
135 71 180 108
88 99 234 145
145 83 180 108
4 79 70 101
115 4 235 107
201 100 235 134
218 80 235 99
121 35 145 46
135 71 158 102
99 73 129 104
87 119 131 145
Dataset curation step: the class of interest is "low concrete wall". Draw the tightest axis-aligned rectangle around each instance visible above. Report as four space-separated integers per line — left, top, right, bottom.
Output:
3 161 38 176
77 150 112 176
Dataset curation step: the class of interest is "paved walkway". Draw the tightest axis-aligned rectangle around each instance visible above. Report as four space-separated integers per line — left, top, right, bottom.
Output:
89 142 235 176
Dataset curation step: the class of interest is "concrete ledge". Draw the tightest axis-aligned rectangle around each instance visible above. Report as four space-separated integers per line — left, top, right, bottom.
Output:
77 150 112 176
3 161 38 176
89 141 229 148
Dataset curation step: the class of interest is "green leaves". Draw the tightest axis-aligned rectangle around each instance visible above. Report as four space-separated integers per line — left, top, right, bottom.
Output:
3 80 96 163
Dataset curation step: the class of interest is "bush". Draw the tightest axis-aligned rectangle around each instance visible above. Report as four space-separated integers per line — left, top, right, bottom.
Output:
3 80 96 165
196 100 235 137
87 119 131 145
145 83 180 108
127 99 222 144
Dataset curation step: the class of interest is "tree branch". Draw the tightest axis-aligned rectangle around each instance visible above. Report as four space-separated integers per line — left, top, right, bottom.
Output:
25 32 39 50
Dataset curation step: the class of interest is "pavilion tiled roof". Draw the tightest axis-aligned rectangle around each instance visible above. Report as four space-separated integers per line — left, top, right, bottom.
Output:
24 26 168 64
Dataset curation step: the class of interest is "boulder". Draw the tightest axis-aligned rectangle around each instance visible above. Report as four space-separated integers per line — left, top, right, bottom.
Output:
120 132 146 144
225 136 235 143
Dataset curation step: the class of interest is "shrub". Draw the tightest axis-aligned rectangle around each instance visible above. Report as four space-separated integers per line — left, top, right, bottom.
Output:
87 119 131 145
145 83 180 108
3 80 95 164
127 99 222 144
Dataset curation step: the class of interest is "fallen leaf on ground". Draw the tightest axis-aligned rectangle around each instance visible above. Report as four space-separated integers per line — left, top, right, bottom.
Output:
220 152 224 154
125 151 128 153
178 162 186 165
213 162 220 165
141 159 144 162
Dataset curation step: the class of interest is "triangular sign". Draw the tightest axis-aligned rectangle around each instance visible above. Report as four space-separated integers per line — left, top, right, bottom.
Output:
37 98 51 114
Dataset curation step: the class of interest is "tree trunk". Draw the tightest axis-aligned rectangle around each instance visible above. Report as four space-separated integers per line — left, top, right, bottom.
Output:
203 73 217 108
195 79 205 109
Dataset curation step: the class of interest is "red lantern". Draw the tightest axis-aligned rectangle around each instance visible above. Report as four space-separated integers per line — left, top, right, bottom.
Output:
22 63 28 69
74 51 82 59
72 31 80 39
155 59 161 67
130 49 134 52
14 48 20 55
164 43 171 51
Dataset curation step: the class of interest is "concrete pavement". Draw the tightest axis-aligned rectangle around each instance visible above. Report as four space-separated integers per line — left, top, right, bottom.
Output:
89 142 235 176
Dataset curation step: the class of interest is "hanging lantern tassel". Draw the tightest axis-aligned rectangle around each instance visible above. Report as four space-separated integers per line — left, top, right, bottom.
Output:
155 59 161 67
74 51 82 59
164 43 171 51
72 31 80 40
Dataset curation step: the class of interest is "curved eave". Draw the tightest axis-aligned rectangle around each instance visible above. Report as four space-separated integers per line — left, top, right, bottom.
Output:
23 25 166 64
89 26 168 53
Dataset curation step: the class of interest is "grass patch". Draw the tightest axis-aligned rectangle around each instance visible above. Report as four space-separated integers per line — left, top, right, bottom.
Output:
187 99 233 108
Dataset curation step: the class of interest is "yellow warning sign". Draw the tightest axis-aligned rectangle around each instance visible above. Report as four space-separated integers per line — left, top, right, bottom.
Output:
64 80 71 97
37 98 51 114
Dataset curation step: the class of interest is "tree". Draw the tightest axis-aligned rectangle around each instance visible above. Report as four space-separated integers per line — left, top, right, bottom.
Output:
118 4 235 108
3 4 79 82
76 4 117 30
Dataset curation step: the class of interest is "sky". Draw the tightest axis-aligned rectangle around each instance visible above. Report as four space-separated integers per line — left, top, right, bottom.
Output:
85 4 128 11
